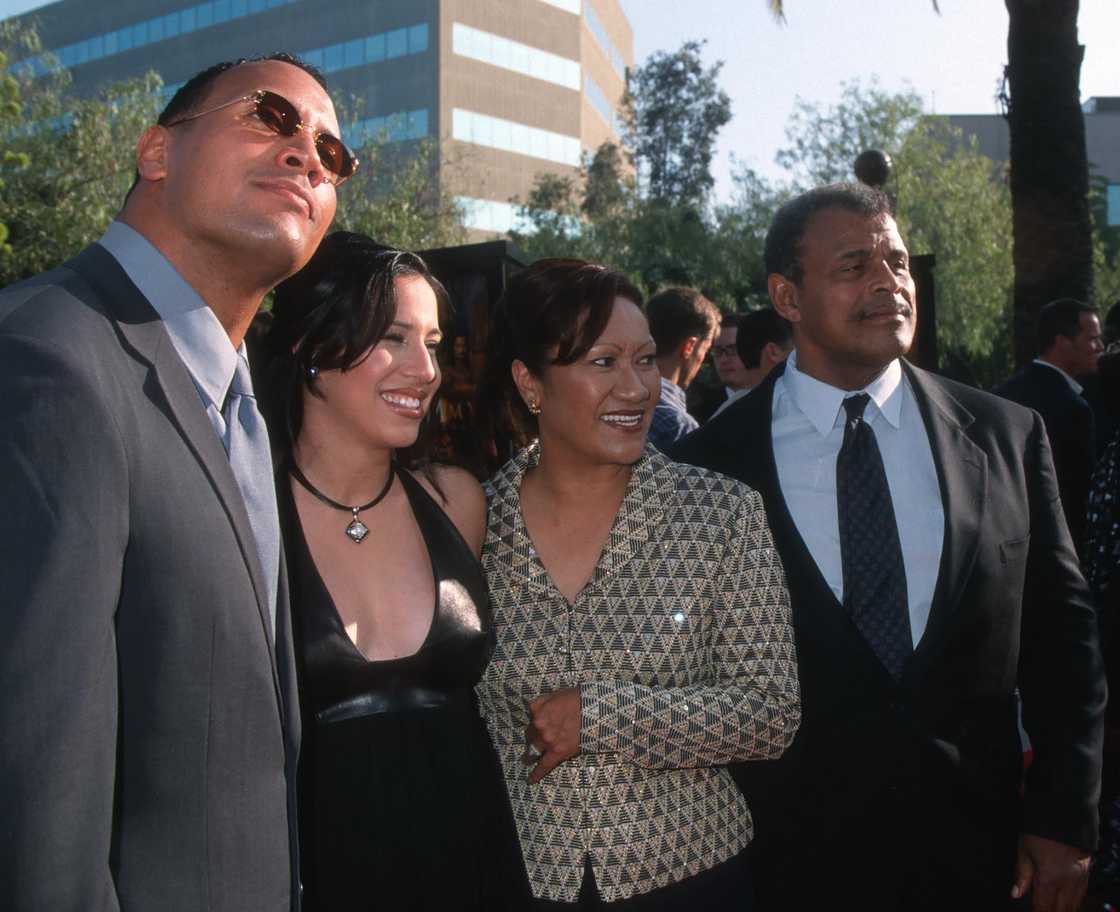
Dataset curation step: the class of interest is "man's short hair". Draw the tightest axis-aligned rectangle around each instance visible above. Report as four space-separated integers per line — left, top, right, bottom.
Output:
765 182 894 285
736 308 793 368
126 53 327 200
646 287 720 356
720 311 740 331
1037 298 1097 352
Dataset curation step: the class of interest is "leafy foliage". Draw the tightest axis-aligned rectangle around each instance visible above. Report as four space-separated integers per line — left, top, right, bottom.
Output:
333 137 466 251
0 21 163 286
624 40 731 207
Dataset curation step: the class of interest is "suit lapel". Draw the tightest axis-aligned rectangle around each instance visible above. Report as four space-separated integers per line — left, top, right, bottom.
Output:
70 246 283 699
904 364 988 677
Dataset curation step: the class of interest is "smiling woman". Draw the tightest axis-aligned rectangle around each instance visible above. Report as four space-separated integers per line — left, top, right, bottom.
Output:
475 259 802 909
258 231 531 910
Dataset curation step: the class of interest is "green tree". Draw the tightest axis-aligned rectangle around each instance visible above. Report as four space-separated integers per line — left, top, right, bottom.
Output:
624 40 731 207
0 20 162 286
1004 0 1092 365
775 82 1014 385
775 80 923 188
333 138 466 251
0 47 28 253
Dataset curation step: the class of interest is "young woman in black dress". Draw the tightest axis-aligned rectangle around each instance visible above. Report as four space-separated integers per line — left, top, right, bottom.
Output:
261 231 529 910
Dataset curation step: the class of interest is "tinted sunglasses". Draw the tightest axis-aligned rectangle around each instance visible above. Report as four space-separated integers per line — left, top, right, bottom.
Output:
165 89 359 186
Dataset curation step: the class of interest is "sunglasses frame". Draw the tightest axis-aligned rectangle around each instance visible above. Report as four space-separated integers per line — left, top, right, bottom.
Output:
164 89 359 186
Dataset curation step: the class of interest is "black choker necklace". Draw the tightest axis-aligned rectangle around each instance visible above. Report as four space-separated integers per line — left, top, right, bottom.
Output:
289 461 395 544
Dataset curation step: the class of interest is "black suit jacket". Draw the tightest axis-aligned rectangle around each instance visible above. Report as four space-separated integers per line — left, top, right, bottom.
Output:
994 361 1096 551
671 362 1105 886
0 246 301 911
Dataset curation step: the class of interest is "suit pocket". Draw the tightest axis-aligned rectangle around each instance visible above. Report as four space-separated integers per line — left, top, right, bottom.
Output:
999 536 1030 565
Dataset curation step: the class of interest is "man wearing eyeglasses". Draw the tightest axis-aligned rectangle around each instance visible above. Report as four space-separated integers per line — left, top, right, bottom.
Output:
0 54 351 912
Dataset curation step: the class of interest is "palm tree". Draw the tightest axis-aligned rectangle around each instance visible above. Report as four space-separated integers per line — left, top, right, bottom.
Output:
767 1 1091 369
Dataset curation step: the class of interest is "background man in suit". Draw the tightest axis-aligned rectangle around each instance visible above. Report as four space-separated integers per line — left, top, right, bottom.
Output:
708 306 793 420
694 312 749 422
646 286 720 450
995 298 1103 552
672 183 1105 911
0 54 346 910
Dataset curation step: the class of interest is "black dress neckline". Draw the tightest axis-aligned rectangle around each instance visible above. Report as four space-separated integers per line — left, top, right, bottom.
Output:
285 466 444 666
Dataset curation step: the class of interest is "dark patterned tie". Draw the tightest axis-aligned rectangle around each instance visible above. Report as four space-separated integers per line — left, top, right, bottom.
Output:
836 393 912 678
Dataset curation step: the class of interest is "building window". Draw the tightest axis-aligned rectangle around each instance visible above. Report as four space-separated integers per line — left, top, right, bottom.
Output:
584 72 619 132
452 108 581 167
345 108 430 147
303 24 429 76
1108 184 1120 228
12 0 300 76
452 22 579 91
538 0 581 13
456 197 535 234
583 0 625 79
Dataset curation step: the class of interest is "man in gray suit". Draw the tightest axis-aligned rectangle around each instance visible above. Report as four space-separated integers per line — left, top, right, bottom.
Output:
0 53 350 910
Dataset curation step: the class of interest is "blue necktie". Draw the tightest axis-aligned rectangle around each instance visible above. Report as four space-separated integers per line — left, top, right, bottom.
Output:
836 394 912 678
224 353 279 641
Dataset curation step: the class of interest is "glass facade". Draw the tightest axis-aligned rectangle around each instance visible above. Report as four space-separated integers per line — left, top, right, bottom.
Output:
455 196 534 234
346 108 429 146
452 22 579 91
584 72 618 132
584 0 625 78
452 107 581 167
14 0 299 77
1109 184 1120 227
538 0 581 13
301 23 428 75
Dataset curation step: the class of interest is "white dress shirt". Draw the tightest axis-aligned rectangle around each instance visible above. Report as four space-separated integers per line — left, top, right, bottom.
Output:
772 351 945 645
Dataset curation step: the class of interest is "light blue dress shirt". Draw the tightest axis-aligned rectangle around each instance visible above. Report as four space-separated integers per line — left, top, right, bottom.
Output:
772 351 944 645
98 220 278 637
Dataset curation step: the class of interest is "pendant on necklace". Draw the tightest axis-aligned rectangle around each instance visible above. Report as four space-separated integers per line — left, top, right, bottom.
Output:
346 509 370 543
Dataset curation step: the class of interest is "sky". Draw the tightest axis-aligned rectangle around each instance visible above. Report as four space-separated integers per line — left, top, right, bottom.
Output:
2 0 1116 202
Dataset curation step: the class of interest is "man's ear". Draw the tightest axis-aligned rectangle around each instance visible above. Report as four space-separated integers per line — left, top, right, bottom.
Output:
135 125 170 184
510 359 542 411
768 273 800 324
761 340 792 370
679 335 700 362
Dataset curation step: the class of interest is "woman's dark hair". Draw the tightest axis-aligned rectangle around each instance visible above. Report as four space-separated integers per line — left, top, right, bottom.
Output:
476 257 644 470
261 230 450 478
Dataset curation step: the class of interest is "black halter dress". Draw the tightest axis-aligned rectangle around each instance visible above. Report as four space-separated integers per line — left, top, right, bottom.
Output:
279 467 530 911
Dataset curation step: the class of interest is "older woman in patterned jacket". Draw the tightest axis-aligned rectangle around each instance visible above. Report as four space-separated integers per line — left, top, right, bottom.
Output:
475 258 801 910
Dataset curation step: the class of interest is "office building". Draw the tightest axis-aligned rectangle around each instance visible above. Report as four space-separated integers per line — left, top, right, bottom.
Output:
6 0 633 234
948 97 1120 226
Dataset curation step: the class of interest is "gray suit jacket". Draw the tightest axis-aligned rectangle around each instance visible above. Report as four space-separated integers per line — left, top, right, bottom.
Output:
0 245 300 912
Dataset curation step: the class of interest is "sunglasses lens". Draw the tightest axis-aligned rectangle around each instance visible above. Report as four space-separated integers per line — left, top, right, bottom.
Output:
255 92 300 137
255 91 356 184
316 136 356 183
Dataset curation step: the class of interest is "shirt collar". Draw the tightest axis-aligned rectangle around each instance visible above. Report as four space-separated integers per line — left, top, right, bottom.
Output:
782 350 904 437
97 220 239 410
1033 358 1083 395
659 376 688 409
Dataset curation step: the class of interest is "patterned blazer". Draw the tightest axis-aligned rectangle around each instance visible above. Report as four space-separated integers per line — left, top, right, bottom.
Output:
477 443 801 903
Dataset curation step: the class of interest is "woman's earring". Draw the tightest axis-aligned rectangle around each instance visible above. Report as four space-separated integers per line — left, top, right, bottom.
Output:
307 366 319 379
527 399 541 415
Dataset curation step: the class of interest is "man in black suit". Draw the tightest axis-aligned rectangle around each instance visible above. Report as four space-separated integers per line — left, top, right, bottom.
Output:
995 298 1103 552
0 54 347 910
672 183 1105 911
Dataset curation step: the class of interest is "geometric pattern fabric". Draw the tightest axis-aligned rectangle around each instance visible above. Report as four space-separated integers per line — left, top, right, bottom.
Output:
836 394 912 679
477 443 801 902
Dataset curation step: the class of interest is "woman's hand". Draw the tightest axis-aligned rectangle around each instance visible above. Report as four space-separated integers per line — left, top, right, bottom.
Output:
523 687 581 784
